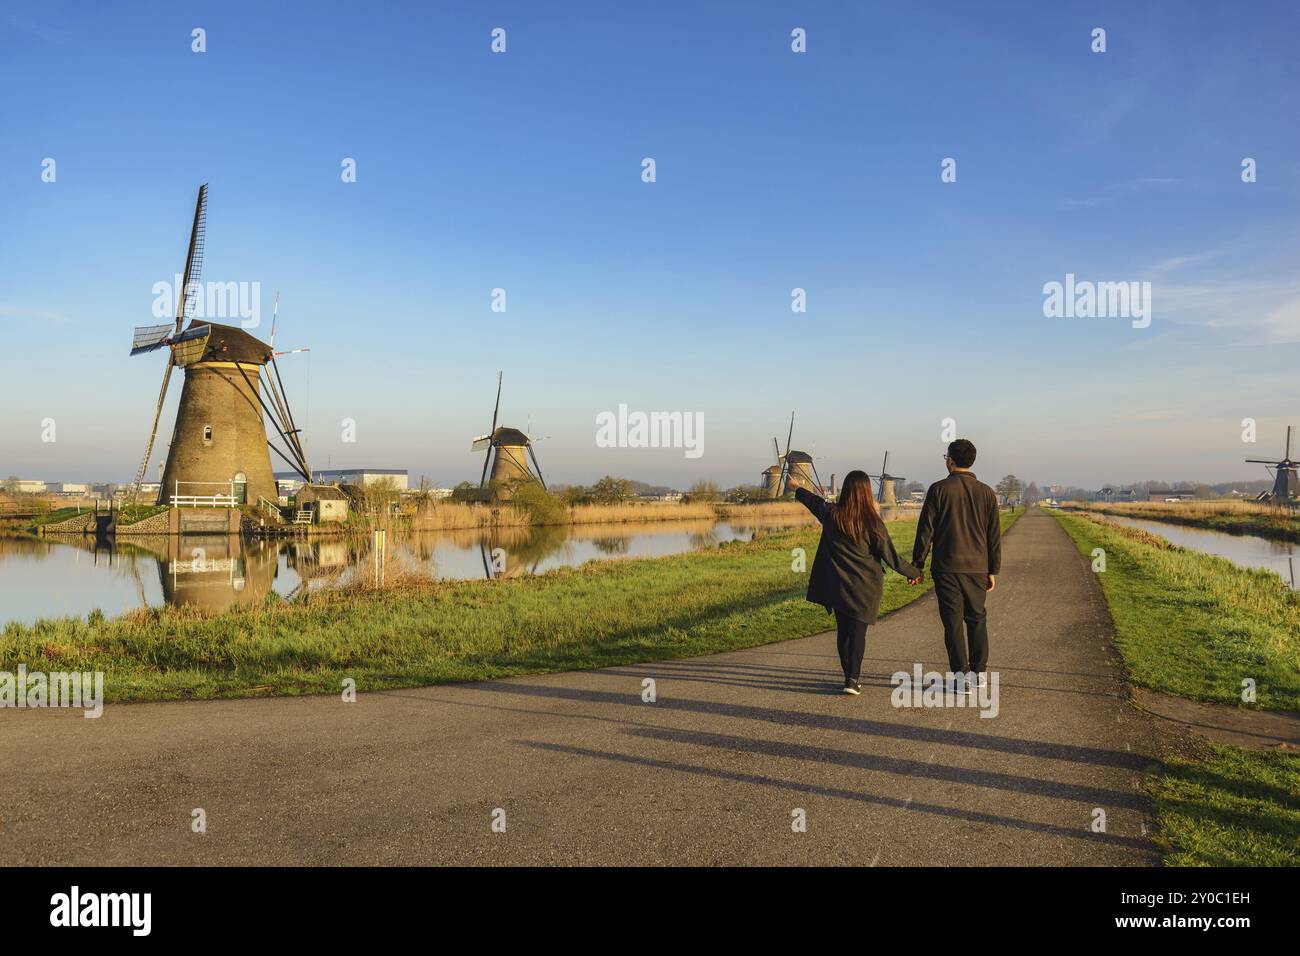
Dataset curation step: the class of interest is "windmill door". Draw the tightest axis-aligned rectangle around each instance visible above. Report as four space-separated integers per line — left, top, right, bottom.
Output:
233 473 248 505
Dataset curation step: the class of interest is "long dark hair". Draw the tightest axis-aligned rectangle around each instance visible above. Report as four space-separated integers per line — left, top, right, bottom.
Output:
830 470 888 548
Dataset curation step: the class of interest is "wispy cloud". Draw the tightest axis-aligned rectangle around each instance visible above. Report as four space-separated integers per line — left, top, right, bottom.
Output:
1154 279 1300 343
1059 177 1182 210
0 303 72 325
0 9 65 44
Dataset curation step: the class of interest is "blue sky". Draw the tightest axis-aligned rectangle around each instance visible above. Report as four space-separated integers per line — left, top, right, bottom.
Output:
2 0 1298 490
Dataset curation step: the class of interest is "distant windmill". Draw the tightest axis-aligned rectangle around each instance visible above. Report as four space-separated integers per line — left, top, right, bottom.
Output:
471 372 546 500
770 411 824 496
129 184 311 507
1246 425 1300 504
868 451 904 506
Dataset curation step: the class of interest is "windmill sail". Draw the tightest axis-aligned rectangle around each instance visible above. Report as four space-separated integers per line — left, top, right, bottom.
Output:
131 324 174 354
131 184 208 501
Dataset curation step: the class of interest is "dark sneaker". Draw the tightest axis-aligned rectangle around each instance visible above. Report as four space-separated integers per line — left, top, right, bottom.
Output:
843 679 861 696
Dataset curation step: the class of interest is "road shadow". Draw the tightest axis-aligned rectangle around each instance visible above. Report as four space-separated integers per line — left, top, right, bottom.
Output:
521 739 1155 854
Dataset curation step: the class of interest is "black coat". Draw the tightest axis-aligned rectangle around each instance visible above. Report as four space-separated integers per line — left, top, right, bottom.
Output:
795 487 920 623
911 470 1002 574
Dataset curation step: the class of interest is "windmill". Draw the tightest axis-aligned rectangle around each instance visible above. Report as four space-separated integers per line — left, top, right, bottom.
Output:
1246 425 1300 505
770 411 824 496
868 451 904 506
129 184 311 509
471 372 546 500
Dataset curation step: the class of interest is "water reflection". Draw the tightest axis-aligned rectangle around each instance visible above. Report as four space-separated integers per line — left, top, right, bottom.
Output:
0 513 815 624
1105 515 1300 590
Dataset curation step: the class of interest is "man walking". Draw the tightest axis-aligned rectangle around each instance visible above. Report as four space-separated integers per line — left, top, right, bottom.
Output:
911 439 1001 691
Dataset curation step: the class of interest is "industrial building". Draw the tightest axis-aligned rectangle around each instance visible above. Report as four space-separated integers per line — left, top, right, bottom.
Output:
276 469 409 491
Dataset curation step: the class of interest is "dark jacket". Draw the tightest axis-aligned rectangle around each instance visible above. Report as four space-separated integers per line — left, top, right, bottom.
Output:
795 486 919 623
912 470 1001 575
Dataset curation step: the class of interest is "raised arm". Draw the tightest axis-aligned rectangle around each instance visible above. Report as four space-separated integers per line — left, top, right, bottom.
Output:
793 483 829 524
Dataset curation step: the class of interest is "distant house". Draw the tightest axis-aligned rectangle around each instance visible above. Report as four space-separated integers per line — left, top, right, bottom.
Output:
307 468 408 491
1147 487 1195 502
294 484 350 523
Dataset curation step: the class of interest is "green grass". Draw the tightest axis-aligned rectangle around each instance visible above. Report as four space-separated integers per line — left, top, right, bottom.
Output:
1051 510 1300 710
1048 509 1300 867
2 513 1022 703
1153 746 1300 866
27 507 84 528
115 503 170 525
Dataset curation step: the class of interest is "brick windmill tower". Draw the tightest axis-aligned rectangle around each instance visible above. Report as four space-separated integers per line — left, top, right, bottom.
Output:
129 185 311 508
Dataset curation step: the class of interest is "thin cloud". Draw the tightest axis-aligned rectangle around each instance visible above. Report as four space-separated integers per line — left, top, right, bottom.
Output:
1059 177 1182 210
0 303 72 325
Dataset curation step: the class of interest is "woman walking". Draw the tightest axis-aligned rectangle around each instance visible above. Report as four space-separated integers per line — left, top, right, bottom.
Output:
789 470 920 695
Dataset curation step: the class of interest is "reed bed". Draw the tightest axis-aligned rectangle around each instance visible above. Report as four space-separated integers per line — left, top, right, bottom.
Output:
405 499 813 532
1071 499 1276 519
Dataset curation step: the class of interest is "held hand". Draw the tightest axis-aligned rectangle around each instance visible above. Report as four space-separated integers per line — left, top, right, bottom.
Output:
786 475 802 491
987 574 996 592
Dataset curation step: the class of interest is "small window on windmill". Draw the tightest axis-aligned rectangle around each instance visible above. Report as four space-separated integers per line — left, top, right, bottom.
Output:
202 424 213 445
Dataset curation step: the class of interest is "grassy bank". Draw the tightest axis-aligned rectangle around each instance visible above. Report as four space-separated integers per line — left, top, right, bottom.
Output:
1052 510 1299 710
1069 500 1300 544
1 511 1019 703
1048 509 1299 866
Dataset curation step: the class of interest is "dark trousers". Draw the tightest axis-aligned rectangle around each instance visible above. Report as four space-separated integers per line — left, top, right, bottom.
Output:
933 572 990 674
833 610 869 681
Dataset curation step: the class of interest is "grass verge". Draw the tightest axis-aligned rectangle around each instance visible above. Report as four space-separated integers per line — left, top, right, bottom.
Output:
1153 746 1299 866
1048 508 1299 866
1051 510 1299 710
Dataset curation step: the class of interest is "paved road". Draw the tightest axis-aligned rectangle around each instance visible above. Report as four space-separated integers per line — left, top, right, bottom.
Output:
0 506 1164 865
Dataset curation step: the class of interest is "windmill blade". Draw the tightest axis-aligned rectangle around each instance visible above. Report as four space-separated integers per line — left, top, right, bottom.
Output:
878 452 889 498
773 437 782 465
479 446 493 488
809 460 825 497
785 412 794 459
131 324 173 355
131 360 176 501
471 435 492 452
1245 459 1282 465
527 444 547 490
176 183 208 332
269 290 280 348
1288 426 1293 461
489 371 503 438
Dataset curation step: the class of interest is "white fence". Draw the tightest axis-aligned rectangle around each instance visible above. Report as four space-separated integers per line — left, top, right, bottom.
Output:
170 480 243 508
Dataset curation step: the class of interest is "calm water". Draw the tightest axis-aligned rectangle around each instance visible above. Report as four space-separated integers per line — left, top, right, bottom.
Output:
1104 515 1299 589
0 515 817 626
